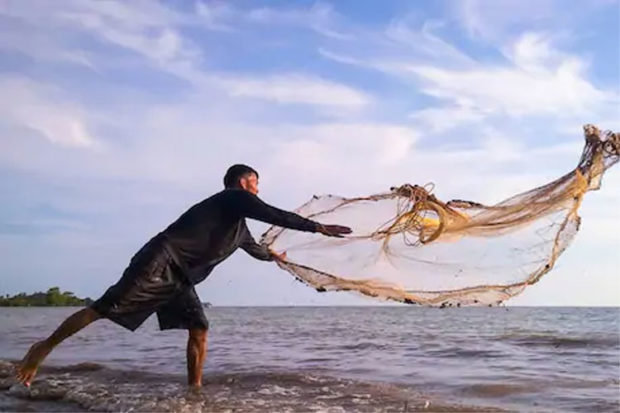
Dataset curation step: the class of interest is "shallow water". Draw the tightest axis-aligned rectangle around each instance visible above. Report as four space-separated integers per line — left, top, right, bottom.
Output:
1 306 618 412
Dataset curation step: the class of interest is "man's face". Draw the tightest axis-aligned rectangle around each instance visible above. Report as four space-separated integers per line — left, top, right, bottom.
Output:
239 173 259 195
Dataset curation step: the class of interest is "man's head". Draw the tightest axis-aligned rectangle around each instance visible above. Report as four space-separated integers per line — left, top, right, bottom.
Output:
224 164 259 195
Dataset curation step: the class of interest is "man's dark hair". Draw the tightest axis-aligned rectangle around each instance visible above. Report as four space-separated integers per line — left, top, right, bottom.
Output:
224 164 259 188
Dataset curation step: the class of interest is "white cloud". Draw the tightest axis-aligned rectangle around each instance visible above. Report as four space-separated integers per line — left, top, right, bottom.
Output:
409 105 486 132
298 123 417 166
245 2 352 40
0 77 97 148
0 1 373 110
320 14 617 133
262 122 421 197
58 7 200 66
505 32 557 72
0 25 98 70
318 48 416 78
319 32 617 120
0 0 201 73
318 17 476 76
385 18 476 66
458 0 557 42
194 1 236 32
193 1 353 38
411 59 604 116
218 74 371 107
407 32 615 132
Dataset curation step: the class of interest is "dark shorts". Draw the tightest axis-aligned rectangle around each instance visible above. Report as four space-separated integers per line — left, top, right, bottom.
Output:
91 237 209 332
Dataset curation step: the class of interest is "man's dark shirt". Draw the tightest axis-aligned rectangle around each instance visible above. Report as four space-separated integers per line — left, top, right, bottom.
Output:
159 189 318 285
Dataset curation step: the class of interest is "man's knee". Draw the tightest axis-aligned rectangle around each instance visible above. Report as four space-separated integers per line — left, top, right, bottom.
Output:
188 328 207 344
83 307 103 322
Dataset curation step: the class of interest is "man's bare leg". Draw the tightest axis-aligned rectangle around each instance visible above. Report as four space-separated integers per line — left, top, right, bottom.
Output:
186 328 207 388
16 307 101 386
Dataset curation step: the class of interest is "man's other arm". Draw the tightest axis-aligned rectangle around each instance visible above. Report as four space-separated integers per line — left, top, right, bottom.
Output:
239 222 273 261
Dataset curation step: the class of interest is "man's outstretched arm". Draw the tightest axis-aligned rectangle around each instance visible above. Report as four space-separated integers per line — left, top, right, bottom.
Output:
228 190 351 237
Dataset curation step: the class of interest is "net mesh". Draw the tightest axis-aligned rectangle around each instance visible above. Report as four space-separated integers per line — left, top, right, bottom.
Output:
261 125 619 307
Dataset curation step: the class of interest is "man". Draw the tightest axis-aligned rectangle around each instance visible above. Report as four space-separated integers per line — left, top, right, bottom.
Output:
16 164 351 388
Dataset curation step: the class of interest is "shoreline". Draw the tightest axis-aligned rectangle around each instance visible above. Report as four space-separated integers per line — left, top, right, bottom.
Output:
0 360 501 412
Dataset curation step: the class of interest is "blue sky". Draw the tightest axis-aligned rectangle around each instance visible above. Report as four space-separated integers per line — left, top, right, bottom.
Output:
0 0 618 306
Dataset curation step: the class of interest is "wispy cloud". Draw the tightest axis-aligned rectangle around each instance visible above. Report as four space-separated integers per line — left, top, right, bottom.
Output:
321 20 616 132
318 17 476 76
0 77 97 148
409 105 486 133
218 74 371 107
458 0 558 42
411 37 610 116
0 1 370 109
244 2 352 39
408 32 617 131
53 1 202 70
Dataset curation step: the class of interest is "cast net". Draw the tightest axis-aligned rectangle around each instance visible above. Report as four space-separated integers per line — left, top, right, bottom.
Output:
261 125 619 306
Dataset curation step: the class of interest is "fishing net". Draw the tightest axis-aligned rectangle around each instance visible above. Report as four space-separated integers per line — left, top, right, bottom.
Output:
261 125 619 306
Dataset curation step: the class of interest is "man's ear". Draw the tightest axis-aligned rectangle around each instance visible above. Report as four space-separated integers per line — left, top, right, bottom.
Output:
238 177 247 190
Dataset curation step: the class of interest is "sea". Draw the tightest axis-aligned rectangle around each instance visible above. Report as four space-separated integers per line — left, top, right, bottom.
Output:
0 306 618 412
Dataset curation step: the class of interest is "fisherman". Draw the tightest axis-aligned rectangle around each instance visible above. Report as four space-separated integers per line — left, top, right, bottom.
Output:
16 164 351 388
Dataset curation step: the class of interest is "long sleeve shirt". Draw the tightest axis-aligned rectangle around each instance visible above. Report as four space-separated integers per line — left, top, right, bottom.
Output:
159 189 318 284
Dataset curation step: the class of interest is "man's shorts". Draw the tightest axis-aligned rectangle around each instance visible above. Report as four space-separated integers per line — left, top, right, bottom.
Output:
91 236 209 332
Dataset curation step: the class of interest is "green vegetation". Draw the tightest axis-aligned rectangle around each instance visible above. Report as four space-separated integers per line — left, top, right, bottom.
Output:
0 287 93 307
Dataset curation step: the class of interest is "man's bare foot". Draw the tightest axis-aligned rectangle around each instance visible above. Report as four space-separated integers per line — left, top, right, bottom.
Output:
16 340 50 386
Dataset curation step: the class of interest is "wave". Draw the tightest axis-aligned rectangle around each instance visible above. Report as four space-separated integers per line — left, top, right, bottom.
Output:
335 342 389 351
425 348 505 359
497 333 619 349
461 383 540 398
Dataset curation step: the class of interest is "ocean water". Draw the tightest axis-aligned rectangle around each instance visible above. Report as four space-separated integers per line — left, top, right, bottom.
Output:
1 306 618 412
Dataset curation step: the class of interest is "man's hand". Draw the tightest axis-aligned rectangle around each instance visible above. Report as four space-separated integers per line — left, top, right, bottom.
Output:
269 250 287 261
316 224 352 238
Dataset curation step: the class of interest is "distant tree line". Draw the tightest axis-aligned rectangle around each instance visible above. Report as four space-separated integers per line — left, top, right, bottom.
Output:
0 287 93 307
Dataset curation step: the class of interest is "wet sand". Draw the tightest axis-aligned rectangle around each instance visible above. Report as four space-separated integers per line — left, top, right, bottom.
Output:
0 360 500 412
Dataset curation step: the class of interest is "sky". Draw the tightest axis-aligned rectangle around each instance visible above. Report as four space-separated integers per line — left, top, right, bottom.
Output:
0 0 618 306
